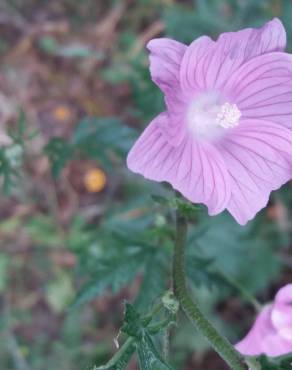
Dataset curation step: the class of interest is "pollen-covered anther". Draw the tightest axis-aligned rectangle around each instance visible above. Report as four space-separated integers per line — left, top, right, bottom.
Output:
216 102 241 129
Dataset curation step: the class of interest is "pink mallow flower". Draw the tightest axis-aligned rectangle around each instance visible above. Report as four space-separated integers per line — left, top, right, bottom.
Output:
236 284 292 357
127 19 292 225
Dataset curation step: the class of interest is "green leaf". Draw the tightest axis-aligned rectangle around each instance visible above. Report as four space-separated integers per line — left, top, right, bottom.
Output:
0 146 22 195
25 215 63 248
38 36 59 54
38 36 104 59
95 303 173 370
151 195 169 207
121 302 143 339
256 353 292 370
122 304 173 370
4 144 23 167
188 212 281 294
0 254 9 292
134 253 166 312
44 137 73 178
71 250 145 309
46 271 74 313
151 194 201 217
17 108 26 139
57 44 104 59
73 117 136 168
7 109 26 143
163 4 229 44
136 332 173 370
186 254 219 289
130 60 164 122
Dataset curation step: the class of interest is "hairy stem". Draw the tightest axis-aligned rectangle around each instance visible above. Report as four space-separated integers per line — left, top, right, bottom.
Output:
173 211 247 370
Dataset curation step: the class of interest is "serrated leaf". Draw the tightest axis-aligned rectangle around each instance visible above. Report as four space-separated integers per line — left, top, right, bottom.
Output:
95 303 173 370
137 332 173 370
121 305 173 370
71 251 145 309
121 303 143 339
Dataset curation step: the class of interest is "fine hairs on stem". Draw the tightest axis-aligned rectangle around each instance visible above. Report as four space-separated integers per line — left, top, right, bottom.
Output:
172 210 248 370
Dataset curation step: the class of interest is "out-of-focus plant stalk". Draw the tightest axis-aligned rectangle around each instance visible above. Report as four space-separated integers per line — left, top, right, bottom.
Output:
216 269 262 312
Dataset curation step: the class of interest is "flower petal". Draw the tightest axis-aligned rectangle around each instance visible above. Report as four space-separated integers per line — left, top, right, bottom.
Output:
272 285 292 340
147 38 187 94
262 332 292 357
216 119 292 225
225 52 292 128
180 18 286 92
127 113 231 215
275 284 292 305
236 304 292 357
235 306 274 356
180 36 214 92
147 38 188 147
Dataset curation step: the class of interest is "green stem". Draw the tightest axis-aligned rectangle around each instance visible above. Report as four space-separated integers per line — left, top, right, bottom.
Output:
245 357 262 370
173 211 247 370
95 302 165 369
148 316 174 334
141 302 164 326
97 337 135 369
162 328 170 361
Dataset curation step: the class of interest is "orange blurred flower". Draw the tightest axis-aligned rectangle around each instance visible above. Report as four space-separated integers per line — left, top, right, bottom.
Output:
84 168 107 193
53 105 72 122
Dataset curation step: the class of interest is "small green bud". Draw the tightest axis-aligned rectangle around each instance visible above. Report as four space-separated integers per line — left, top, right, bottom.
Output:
162 291 179 315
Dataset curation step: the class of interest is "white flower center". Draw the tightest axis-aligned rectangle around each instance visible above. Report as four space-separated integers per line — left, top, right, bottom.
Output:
216 102 241 129
187 93 241 139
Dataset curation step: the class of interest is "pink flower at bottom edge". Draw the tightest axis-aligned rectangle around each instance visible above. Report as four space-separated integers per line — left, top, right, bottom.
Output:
236 284 292 357
127 18 292 225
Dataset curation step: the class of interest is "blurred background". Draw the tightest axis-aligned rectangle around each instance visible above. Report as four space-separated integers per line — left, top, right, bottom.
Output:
0 0 292 369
